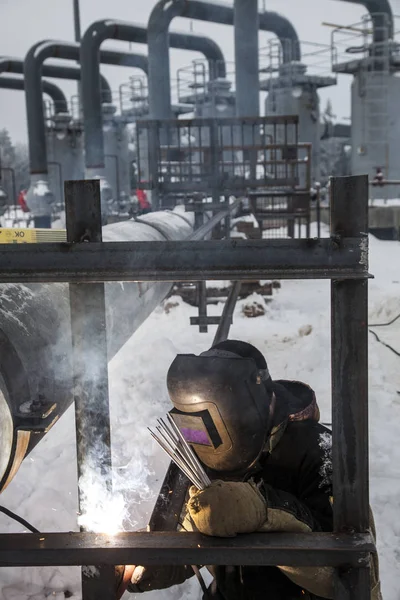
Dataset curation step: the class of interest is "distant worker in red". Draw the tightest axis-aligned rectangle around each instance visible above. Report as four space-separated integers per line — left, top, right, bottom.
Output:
17 189 30 213
136 188 152 215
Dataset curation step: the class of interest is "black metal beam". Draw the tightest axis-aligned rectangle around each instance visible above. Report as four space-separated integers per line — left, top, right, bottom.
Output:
190 316 223 326
331 175 370 599
213 282 242 345
188 199 240 241
0 238 368 283
0 532 374 568
334 566 371 600
65 180 115 600
331 176 370 532
148 463 189 532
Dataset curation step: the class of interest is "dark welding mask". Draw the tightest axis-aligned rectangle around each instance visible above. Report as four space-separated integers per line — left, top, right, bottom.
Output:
167 343 273 474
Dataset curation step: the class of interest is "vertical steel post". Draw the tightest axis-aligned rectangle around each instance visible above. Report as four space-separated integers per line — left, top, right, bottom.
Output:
73 0 81 42
65 179 116 600
234 0 260 118
194 199 208 333
330 175 370 599
72 0 82 116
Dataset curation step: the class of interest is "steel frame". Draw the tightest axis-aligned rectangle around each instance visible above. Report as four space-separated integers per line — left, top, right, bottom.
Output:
0 174 372 600
0 238 368 283
136 116 300 206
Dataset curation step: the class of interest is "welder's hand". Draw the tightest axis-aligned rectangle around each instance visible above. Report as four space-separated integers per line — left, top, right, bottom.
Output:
187 480 267 537
128 565 194 592
115 565 136 600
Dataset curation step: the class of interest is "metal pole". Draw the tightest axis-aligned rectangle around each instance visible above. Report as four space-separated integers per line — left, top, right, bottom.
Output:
73 0 81 42
330 175 370 599
234 0 260 118
213 281 242 346
65 179 116 599
73 0 82 117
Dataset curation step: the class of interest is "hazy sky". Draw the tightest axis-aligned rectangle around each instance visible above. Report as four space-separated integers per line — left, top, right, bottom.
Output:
0 0 398 143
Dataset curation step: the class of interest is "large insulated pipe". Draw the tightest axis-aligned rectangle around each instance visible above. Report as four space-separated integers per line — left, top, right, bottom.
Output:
0 57 113 105
0 207 193 493
24 41 149 178
80 19 226 179
0 75 68 114
147 0 301 119
234 0 259 116
338 0 394 41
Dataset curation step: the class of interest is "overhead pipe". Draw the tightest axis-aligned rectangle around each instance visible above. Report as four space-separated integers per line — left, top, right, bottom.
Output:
0 208 194 493
338 0 394 42
147 0 301 119
23 41 149 179
80 19 226 180
0 75 68 114
234 0 259 116
0 57 112 104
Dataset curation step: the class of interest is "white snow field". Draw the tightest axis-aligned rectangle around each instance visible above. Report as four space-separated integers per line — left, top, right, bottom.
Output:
0 226 399 600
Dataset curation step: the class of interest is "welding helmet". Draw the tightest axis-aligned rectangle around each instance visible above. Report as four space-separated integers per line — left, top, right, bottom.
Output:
167 340 273 474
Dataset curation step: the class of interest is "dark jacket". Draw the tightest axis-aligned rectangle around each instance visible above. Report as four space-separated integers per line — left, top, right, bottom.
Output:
205 380 332 600
129 381 380 599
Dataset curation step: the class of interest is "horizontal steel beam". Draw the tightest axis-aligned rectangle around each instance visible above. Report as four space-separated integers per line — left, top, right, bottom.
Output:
0 532 374 568
0 238 368 283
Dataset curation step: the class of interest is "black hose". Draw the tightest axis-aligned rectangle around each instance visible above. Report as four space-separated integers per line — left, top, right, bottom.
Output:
0 505 40 533
369 312 400 328
369 329 400 358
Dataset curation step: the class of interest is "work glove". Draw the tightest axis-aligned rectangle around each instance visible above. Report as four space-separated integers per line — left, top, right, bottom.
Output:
115 565 136 599
128 564 194 593
187 480 267 537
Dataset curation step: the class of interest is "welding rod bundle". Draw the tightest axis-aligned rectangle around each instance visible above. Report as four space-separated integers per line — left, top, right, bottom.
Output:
148 415 211 490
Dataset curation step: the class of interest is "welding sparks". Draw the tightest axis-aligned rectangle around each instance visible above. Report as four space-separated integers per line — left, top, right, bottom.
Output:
77 471 128 535
78 491 126 536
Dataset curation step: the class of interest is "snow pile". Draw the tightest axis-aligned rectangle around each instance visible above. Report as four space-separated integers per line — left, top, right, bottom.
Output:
369 198 400 207
0 230 399 599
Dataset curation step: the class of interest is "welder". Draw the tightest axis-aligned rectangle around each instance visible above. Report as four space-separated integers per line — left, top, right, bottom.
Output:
118 340 382 600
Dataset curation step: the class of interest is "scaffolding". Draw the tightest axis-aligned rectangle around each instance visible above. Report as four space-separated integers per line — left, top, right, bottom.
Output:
0 172 373 600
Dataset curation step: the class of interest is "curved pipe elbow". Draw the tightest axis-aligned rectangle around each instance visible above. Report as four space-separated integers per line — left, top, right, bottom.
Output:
260 11 301 62
41 80 69 114
169 31 226 79
339 0 393 39
149 1 300 66
0 75 68 114
99 74 112 104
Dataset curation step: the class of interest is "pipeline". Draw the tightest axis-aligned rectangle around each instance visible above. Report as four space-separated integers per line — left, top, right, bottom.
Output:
0 208 194 493
234 0 259 117
23 41 149 178
147 0 301 119
0 75 68 115
0 56 112 105
338 0 393 42
80 19 226 179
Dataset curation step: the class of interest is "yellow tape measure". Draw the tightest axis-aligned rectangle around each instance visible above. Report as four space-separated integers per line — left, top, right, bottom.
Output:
0 228 67 244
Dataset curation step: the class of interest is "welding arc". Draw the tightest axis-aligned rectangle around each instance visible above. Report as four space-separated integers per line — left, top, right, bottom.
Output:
0 505 40 533
149 416 211 490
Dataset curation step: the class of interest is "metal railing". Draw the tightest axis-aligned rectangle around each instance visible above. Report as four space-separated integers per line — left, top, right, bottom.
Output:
136 116 299 197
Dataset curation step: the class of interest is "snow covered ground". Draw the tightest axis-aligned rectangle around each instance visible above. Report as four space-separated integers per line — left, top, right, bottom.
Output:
0 224 399 599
